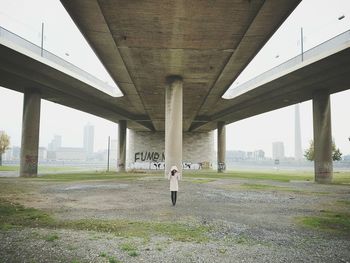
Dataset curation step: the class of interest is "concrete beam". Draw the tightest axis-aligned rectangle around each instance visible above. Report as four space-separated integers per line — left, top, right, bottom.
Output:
165 76 183 177
217 121 226 172
313 90 333 183
20 90 41 177
117 120 127 172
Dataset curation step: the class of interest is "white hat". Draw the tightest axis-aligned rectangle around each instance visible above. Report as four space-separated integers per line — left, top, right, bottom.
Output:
170 166 178 171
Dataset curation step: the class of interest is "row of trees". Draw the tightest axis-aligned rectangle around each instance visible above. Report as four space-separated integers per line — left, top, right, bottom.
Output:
304 140 342 161
0 131 10 166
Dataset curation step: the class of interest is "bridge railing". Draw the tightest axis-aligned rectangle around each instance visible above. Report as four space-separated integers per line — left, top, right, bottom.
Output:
224 30 350 99
0 26 121 97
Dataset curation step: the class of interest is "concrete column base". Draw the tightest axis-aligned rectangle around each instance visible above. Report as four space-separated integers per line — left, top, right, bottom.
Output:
313 90 333 183
165 76 183 177
117 120 127 172
20 90 41 177
217 121 226 173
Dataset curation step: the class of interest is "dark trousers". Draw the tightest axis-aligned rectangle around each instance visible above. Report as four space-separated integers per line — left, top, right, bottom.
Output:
171 191 177 206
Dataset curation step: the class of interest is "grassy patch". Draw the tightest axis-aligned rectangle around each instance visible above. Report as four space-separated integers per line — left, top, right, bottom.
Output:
35 172 145 182
108 256 121 263
99 252 107 257
297 200 350 236
298 210 350 235
337 200 350 206
65 219 209 243
44 233 59 242
184 170 313 182
0 165 18 171
332 172 350 185
0 199 210 242
120 242 139 257
0 199 55 229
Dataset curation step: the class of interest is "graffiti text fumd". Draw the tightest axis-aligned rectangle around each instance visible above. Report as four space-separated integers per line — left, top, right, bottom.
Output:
134 152 165 162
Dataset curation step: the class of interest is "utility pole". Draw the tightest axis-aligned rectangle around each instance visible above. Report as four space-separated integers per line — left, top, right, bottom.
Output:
300 27 304 62
107 136 110 172
41 22 44 57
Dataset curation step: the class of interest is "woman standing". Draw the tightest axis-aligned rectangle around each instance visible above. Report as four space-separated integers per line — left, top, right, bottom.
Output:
168 166 181 206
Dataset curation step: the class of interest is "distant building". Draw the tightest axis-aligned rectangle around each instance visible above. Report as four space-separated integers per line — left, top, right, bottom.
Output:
56 147 86 161
253 150 265 160
48 135 62 151
227 150 246 161
83 123 94 156
272 142 285 160
246 151 253 159
38 147 47 161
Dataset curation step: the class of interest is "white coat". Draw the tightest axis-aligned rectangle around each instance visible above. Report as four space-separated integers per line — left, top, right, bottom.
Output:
167 166 181 191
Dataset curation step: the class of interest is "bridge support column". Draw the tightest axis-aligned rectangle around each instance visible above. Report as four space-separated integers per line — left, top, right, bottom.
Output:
20 90 41 177
217 121 226 172
165 76 183 177
117 120 127 172
313 90 333 183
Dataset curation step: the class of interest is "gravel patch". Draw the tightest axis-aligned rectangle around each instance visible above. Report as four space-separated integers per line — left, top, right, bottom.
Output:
0 176 349 262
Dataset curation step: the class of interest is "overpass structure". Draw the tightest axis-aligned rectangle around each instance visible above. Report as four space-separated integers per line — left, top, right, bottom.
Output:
1 0 348 183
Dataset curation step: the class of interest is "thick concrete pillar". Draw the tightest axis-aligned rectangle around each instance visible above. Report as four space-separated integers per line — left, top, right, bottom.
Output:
165 76 183 177
217 121 226 172
117 120 127 172
20 90 41 177
313 90 333 183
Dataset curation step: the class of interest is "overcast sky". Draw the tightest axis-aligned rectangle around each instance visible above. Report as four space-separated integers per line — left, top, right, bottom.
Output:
0 0 349 157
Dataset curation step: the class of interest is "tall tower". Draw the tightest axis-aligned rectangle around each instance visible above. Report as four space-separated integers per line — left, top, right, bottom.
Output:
294 104 302 160
83 123 94 156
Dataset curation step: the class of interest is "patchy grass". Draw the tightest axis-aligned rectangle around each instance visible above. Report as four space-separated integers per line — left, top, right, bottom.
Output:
298 211 350 235
0 199 210 242
298 200 350 235
108 256 121 263
44 233 59 242
65 219 210 243
120 242 139 257
0 199 55 229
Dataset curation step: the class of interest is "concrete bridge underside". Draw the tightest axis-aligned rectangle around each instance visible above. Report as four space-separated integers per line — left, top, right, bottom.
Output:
1 0 349 182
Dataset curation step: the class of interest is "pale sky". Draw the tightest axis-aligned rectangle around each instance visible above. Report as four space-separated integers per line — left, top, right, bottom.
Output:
0 0 349 157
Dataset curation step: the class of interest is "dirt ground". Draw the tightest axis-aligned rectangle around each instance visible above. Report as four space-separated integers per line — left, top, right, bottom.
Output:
0 173 350 263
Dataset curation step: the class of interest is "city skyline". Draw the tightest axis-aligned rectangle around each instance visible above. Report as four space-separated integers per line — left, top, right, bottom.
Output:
0 0 350 158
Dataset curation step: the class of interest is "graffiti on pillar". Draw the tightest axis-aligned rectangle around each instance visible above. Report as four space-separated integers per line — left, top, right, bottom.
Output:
25 155 37 171
152 162 164 169
134 152 165 162
218 162 226 171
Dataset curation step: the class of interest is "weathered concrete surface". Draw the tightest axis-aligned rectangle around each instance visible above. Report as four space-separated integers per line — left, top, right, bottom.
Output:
57 0 301 132
217 122 226 172
165 76 183 177
127 130 214 169
2 1 350 134
117 120 127 172
19 90 41 177
313 90 333 183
